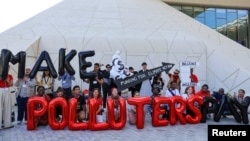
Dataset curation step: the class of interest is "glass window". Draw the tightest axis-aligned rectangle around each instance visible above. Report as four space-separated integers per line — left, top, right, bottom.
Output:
217 18 227 28
227 11 237 23
205 8 216 29
227 23 237 41
196 17 205 24
172 5 182 11
182 6 193 17
238 10 248 18
216 8 226 18
194 7 205 18
167 4 249 48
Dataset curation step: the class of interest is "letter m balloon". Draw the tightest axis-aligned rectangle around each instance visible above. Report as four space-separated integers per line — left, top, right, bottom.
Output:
0 49 26 79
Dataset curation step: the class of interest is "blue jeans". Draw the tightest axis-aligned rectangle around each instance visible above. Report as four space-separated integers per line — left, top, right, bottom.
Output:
16 96 29 122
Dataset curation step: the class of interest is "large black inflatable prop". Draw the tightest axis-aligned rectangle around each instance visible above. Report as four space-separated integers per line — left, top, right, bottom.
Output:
0 49 26 80
58 48 77 76
29 51 57 79
200 96 217 123
78 50 96 79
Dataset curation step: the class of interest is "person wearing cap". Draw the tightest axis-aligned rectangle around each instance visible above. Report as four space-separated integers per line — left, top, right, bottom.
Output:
137 62 152 97
101 64 112 111
14 67 36 125
167 69 181 91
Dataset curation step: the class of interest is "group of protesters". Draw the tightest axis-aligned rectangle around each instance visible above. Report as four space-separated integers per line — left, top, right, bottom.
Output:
0 61 248 130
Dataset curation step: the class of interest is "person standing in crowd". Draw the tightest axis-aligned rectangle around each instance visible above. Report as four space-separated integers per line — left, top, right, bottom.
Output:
137 62 152 97
83 63 103 97
101 64 112 111
36 70 55 99
34 86 51 127
87 88 103 123
0 65 14 129
70 85 86 122
58 68 75 101
128 66 139 97
151 72 164 96
14 67 36 125
167 69 181 91
190 68 198 94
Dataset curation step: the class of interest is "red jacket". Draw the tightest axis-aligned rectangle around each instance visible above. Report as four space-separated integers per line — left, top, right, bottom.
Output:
195 90 211 97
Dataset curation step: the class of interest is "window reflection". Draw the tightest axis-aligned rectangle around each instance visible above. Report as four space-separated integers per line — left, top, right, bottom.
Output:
169 4 249 48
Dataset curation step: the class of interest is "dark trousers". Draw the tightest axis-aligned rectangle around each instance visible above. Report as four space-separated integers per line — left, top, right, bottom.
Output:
16 96 29 122
56 106 62 118
102 87 111 108
63 87 72 101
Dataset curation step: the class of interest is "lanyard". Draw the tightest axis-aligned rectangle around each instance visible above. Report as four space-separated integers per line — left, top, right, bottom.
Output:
44 77 50 84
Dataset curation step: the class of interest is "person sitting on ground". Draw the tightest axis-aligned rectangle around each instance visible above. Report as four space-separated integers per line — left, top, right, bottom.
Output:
212 88 229 117
181 86 196 116
165 81 181 118
234 89 246 104
195 84 212 118
127 91 143 125
34 86 51 127
86 88 103 123
147 87 164 118
195 84 211 97
109 87 121 122
55 87 66 122
70 85 86 122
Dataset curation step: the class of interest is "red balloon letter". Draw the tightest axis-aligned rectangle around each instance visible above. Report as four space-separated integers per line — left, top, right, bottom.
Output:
170 96 186 125
27 97 48 130
68 98 88 130
88 98 109 131
107 98 126 130
127 97 151 129
48 97 68 130
152 97 171 127
186 95 203 124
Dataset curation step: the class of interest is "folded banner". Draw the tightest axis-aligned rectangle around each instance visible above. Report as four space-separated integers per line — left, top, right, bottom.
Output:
114 62 174 91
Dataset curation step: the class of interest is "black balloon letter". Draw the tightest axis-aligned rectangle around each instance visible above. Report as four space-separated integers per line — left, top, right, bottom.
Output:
58 48 77 76
78 51 95 79
0 49 26 79
29 51 57 79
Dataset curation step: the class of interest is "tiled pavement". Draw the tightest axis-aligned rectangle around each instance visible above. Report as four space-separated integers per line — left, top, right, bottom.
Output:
0 106 249 141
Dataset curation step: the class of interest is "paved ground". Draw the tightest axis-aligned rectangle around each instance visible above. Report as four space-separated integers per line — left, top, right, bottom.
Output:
0 105 249 141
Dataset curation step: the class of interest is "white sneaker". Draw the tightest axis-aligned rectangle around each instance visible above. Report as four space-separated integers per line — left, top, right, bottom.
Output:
17 121 22 125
